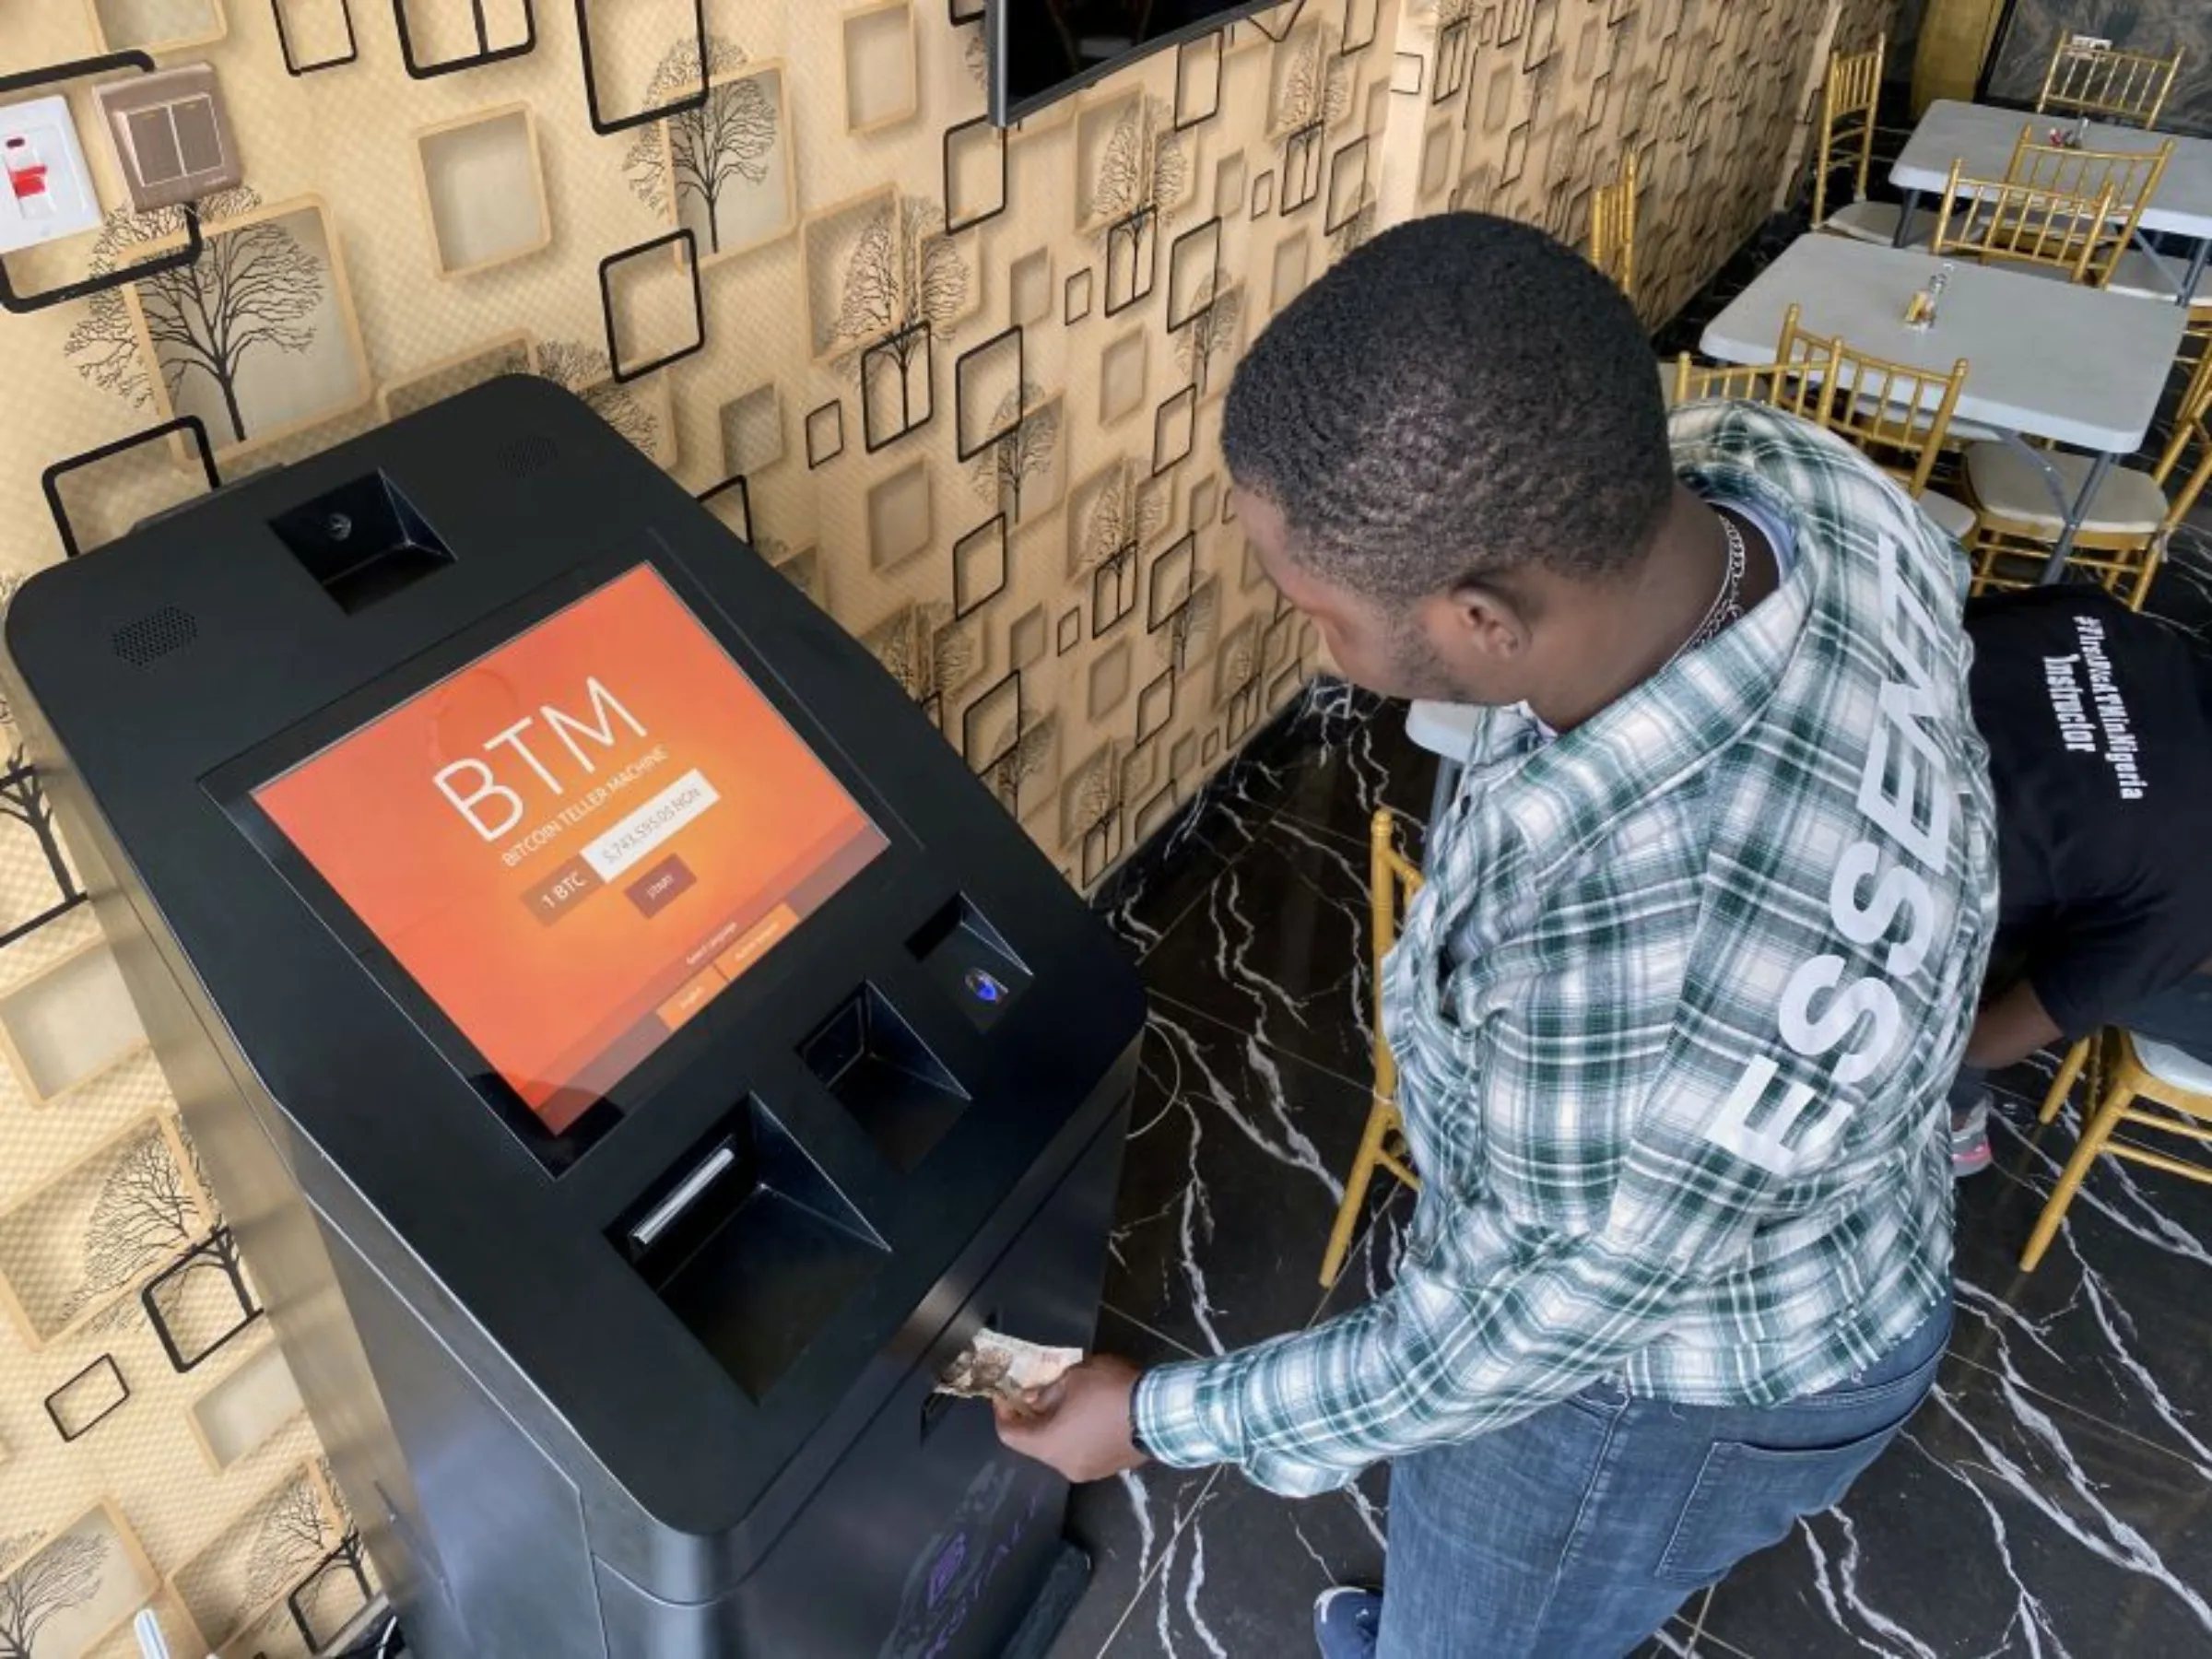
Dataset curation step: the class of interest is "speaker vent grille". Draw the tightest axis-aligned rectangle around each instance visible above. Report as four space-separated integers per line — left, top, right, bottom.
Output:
112 606 197 667
500 433 558 478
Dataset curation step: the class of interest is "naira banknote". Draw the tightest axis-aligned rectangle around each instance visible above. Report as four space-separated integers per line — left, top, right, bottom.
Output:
935 1328 1082 1402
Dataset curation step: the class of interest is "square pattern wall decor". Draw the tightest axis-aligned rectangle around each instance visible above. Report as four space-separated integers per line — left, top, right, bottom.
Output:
272 0 359 76
0 0 1879 1645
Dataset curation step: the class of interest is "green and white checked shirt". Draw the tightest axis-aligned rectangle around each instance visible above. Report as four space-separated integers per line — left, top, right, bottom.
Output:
1135 403 1997 1497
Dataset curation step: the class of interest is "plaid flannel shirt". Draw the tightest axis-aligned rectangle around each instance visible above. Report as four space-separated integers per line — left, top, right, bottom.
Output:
1135 403 1997 1497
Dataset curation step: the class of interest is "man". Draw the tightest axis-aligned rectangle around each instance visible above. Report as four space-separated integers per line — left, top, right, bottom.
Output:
998 214 1994 1658
1949 585 2212 1174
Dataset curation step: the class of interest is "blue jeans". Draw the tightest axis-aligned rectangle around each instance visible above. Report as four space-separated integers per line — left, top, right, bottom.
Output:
1374 1295 1951 1658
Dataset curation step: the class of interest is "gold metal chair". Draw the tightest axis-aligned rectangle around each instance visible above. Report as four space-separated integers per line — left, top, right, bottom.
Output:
2177 330 2212 434
1318 809 1424 1290
1776 312 1978 542
1931 159 2118 285
2001 126 2172 289
1812 34 1906 245
1590 150 1638 304
1669 352 1833 414
2005 124 2173 218
2063 124 2207 326
2037 1034 2099 1131
1670 306 1842 418
1965 382 2212 608
2022 1030 2212 1271
2035 39 2184 130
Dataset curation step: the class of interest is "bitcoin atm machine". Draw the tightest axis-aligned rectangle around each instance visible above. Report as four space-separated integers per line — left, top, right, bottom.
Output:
3 377 1147 1657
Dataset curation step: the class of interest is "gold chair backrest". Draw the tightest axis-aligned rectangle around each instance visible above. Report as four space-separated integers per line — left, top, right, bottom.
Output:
2180 335 2212 441
1671 357 1797 406
2004 126 2172 286
1813 33 1886 225
1590 149 1638 301
1370 809 1423 1103
2148 384 2212 540
1671 305 1841 420
1778 312 1969 498
1932 159 2114 283
2005 125 2173 211
2036 40 2184 129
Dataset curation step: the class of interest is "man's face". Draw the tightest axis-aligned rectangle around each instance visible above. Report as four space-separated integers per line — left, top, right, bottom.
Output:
1234 487 1531 707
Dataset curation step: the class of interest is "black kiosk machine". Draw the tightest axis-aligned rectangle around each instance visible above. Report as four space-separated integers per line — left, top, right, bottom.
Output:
1 378 1147 1656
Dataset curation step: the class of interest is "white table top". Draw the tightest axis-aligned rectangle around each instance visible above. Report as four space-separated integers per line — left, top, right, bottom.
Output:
1698 235 2185 453
1892 100 2212 241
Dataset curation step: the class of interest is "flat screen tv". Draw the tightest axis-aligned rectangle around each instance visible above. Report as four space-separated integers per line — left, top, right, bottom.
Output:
988 0 1284 126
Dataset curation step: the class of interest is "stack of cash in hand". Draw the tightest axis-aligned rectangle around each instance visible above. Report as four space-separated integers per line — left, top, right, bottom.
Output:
935 1328 1082 1403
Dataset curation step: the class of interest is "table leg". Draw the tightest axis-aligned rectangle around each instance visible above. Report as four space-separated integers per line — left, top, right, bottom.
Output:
2129 227 2187 300
2000 431 2074 522
1892 191 1922 250
2040 452 2116 584
2180 236 2212 310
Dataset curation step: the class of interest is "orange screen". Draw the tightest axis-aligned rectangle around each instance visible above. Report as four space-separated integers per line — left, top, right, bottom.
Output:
254 565 887 1132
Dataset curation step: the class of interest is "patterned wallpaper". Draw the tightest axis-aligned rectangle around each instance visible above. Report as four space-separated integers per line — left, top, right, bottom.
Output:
1987 0 2208 134
0 2 1884 1654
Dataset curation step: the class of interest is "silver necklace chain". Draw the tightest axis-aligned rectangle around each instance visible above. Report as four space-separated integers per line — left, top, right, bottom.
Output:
1665 512 1748 669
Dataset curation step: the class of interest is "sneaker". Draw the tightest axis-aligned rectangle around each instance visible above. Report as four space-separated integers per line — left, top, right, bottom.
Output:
1313 1587 1382 1659
1951 1095 1992 1178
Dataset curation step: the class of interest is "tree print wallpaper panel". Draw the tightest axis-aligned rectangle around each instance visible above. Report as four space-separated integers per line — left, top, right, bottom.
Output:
0 1 1887 1652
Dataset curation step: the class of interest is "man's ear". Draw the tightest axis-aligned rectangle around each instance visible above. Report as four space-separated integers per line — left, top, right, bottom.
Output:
1438 576 1532 661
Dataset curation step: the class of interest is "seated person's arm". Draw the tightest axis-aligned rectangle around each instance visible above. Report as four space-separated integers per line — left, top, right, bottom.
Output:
1966 979 2061 1070
1978 895 2206 1069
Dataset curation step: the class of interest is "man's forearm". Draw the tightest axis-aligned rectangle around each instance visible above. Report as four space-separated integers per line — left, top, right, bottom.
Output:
1965 979 2063 1070
1131 1226 1724 1497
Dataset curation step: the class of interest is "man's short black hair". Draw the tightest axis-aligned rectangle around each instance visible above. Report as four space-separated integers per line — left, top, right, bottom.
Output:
1221 212 1673 602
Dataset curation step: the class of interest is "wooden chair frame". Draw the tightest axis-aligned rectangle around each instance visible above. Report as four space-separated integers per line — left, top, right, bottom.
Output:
2004 125 2173 216
1318 809 1425 1290
2001 127 2172 288
1778 312 1970 498
2178 317 2212 432
2035 40 2184 130
1812 33 1886 227
1932 159 2116 284
1970 383 2212 609
1590 149 1639 303
1670 305 1842 420
2023 1030 2212 1270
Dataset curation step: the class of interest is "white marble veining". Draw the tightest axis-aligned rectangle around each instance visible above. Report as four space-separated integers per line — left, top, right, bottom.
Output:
1067 522 2212 1657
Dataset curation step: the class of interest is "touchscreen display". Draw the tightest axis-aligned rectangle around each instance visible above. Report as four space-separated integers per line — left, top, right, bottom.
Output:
253 564 887 1133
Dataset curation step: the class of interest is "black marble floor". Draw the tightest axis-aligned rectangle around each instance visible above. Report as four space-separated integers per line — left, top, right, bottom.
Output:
1051 678 2212 1658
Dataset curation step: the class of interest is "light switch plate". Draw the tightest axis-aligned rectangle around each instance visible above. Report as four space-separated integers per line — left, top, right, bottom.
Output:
94 63 241 213
0 95 103 253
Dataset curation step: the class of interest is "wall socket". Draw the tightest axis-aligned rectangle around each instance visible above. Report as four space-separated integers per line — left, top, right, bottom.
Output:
2068 33 2114 52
